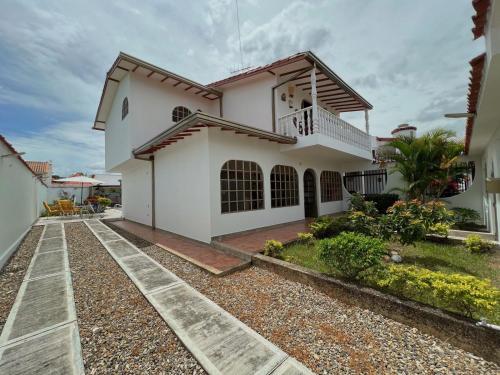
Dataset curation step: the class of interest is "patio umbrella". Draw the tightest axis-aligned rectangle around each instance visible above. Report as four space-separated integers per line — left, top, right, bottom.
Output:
54 176 104 204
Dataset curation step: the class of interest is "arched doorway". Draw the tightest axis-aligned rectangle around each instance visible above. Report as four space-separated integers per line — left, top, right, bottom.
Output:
303 169 317 218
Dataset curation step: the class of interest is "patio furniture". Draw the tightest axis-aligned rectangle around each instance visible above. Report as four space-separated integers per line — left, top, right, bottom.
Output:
57 200 80 216
77 204 95 218
43 201 63 216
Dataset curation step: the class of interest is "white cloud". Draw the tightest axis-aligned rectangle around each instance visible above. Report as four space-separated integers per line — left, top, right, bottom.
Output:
0 0 483 169
5 121 104 176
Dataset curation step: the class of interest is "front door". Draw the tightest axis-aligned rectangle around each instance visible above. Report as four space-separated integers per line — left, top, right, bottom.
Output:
303 169 317 218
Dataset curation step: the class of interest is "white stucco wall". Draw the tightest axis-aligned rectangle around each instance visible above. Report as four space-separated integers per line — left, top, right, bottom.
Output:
105 75 132 171
220 75 276 132
129 74 219 150
481 128 500 237
154 129 212 242
207 128 348 238
0 141 47 269
121 160 152 226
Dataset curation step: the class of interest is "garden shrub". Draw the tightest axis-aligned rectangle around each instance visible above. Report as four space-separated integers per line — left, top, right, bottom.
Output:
386 199 455 245
310 216 334 239
349 193 378 216
318 232 386 279
452 207 482 230
97 197 112 207
310 216 351 239
377 265 500 318
464 234 494 254
263 240 284 257
297 232 314 245
364 193 399 214
348 211 377 236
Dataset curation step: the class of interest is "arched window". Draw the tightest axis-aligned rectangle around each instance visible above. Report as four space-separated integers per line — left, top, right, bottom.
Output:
172 106 191 122
122 97 129 120
220 160 264 213
271 165 299 208
320 171 343 202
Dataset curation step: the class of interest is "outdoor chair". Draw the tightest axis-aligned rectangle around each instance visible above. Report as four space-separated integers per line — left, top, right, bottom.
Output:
43 201 63 216
57 200 80 216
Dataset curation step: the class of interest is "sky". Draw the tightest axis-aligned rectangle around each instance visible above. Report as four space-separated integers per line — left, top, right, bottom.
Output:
0 0 484 176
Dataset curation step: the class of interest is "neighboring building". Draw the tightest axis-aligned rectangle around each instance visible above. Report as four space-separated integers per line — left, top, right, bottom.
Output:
463 0 500 239
91 173 122 205
26 160 52 185
0 135 47 269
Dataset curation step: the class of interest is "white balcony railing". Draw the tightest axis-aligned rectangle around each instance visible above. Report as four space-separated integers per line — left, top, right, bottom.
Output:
277 106 371 151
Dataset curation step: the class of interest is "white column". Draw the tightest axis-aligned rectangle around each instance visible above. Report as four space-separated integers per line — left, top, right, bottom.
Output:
364 109 370 135
311 65 319 134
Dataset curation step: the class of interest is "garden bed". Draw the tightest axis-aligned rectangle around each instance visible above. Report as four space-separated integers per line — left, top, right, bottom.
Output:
279 239 500 324
253 253 500 364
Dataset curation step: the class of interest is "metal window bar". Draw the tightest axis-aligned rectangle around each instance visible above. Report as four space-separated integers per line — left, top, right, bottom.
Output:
343 169 387 195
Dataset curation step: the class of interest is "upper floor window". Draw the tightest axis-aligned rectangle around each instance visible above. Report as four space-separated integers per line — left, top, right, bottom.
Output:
172 106 191 122
320 171 343 202
122 97 129 120
220 160 264 214
271 165 299 208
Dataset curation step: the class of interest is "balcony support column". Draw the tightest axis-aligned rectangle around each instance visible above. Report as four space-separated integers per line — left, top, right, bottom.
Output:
310 65 319 134
364 109 370 135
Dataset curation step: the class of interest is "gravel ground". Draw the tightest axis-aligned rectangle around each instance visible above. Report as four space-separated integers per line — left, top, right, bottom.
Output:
0 226 43 332
65 222 205 374
100 233 500 374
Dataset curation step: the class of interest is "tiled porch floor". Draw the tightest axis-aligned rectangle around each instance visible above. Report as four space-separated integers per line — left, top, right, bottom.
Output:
216 219 312 254
109 220 247 275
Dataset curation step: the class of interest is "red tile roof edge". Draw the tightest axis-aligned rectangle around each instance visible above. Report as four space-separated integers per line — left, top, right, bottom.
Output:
472 0 491 39
464 53 486 154
0 135 48 187
26 160 51 175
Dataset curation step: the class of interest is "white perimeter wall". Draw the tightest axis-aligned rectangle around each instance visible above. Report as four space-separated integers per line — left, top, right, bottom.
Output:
47 187 91 205
208 128 348 238
0 142 47 269
154 129 212 242
121 160 152 226
481 128 500 237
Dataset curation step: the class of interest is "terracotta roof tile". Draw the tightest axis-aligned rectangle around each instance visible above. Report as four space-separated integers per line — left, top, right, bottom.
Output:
26 161 51 175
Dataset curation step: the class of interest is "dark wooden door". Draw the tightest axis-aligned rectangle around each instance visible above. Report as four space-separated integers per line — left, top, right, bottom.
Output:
303 169 317 218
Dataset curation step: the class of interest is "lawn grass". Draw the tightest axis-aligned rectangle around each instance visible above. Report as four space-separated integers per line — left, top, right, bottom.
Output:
279 238 500 323
395 241 499 287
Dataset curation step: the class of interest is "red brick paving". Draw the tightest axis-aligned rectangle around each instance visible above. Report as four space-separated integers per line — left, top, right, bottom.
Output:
110 220 245 273
217 219 312 254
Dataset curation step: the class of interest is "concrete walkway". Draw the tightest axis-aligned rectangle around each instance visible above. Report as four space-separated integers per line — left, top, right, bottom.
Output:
85 219 314 375
0 223 84 374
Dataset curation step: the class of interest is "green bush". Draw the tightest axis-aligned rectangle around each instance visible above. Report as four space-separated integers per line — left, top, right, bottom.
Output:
297 232 314 245
464 234 494 254
452 207 481 230
309 216 351 239
348 211 377 236
263 240 284 257
386 199 454 245
377 265 500 318
349 193 378 216
364 193 399 214
97 197 112 207
318 232 386 279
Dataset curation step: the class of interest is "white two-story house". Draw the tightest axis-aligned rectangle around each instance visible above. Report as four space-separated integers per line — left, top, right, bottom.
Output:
93 51 376 243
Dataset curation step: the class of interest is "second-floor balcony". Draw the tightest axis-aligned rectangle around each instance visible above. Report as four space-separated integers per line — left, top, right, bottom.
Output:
277 105 372 159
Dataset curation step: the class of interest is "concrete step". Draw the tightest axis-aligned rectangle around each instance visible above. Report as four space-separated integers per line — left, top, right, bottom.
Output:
449 229 497 241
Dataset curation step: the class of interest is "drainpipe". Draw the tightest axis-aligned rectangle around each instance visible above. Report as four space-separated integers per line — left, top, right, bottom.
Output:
150 155 155 229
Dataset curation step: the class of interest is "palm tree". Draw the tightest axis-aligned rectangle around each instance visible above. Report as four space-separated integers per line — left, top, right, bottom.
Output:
382 129 465 201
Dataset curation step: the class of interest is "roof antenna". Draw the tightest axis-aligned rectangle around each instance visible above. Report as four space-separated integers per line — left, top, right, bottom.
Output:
230 0 251 74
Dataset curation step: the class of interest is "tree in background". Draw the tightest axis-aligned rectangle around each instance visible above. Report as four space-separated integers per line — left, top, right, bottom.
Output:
382 129 465 201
